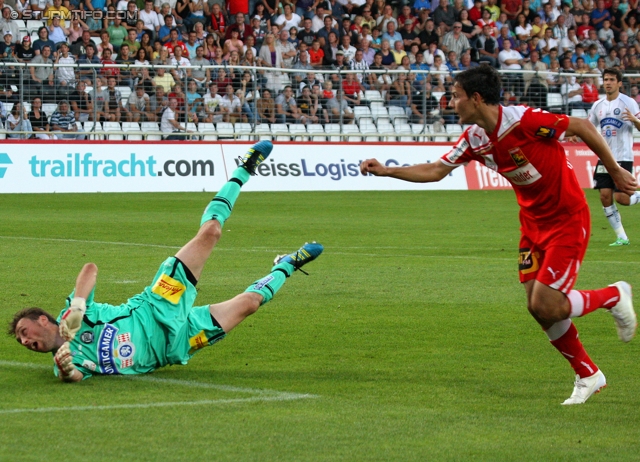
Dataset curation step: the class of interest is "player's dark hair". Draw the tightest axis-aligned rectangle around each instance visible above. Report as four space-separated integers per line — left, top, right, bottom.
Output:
453 65 501 105
603 67 623 82
7 307 57 337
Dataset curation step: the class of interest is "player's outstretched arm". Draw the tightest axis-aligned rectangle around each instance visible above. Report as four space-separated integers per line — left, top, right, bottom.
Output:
360 158 455 183
59 263 98 342
566 117 638 195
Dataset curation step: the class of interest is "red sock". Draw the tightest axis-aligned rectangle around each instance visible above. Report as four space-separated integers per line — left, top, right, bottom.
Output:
549 322 598 378
568 286 620 317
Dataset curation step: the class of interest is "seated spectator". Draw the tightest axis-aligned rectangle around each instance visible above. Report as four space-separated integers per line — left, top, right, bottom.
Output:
561 78 590 109
77 43 101 84
6 102 33 139
122 28 141 55
48 16 69 45
430 54 450 89
69 80 93 122
15 35 35 63
296 85 319 124
584 43 601 68
153 67 176 92
128 85 155 122
476 26 500 67
29 45 55 101
151 86 169 121
368 52 391 92
308 39 324 66
581 76 599 105
200 82 223 123
160 97 190 140
29 97 57 139
219 83 242 122
104 75 124 122
275 85 301 123
423 41 446 66
409 81 439 124
89 76 109 121
341 72 362 106
33 27 55 55
325 88 355 123
498 39 524 95
256 88 276 124
51 100 85 139
275 3 301 31
100 48 120 83
276 28 297 68
55 42 76 89
387 72 411 112
391 39 407 65
382 21 403 48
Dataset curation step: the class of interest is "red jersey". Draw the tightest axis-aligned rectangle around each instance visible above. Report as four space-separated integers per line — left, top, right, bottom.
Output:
441 105 586 220
342 80 361 96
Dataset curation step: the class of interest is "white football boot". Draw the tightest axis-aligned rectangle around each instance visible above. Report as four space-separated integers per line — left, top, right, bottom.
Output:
610 281 637 343
561 370 607 405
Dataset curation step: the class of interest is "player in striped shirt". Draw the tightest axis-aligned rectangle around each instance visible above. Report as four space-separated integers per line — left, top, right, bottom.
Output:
361 66 637 405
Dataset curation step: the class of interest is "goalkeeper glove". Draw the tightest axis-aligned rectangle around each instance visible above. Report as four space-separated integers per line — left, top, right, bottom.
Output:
59 297 86 341
54 342 76 377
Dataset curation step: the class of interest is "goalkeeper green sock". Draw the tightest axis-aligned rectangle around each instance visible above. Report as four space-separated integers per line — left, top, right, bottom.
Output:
244 262 294 305
200 167 251 227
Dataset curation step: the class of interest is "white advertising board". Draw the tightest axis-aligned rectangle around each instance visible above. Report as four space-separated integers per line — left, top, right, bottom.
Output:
0 142 464 193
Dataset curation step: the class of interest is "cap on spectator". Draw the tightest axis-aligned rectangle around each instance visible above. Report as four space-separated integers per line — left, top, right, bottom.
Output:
252 15 260 20
404 19 413 25
22 35 30 42
342 14 351 20
3 30 11 37
336 50 344 55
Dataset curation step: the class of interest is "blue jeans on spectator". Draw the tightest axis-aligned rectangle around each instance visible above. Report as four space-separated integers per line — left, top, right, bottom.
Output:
388 95 408 109
242 102 255 123
296 6 315 19
55 128 86 140
8 119 33 139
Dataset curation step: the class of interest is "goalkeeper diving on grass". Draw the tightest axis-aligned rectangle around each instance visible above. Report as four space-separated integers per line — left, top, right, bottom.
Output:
8 141 324 382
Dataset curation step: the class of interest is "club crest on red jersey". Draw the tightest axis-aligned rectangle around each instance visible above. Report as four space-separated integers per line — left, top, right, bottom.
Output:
535 126 556 138
508 147 529 167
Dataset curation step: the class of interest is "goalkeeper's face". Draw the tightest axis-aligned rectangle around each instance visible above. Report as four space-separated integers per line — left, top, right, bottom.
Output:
15 316 58 353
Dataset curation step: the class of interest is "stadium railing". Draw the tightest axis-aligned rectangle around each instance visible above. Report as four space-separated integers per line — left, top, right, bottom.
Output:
0 63 632 142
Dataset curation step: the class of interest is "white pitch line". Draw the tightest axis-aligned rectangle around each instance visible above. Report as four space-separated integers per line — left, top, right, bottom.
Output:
0 360 318 414
0 235 637 264
0 395 317 415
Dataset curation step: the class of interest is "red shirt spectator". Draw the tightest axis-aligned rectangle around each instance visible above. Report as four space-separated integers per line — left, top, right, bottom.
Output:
581 80 599 103
309 46 324 65
577 23 594 40
342 78 361 97
469 0 483 23
164 40 189 58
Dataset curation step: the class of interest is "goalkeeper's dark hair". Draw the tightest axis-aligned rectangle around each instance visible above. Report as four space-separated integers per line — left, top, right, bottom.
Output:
453 65 501 105
7 307 57 337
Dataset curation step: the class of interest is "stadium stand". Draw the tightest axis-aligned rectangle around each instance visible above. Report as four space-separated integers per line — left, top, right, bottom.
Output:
1 0 640 141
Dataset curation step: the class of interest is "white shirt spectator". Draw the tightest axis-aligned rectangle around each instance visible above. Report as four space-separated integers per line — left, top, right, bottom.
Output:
160 106 177 133
423 48 445 66
539 36 559 52
139 9 160 32
56 54 76 83
275 13 302 31
171 55 190 78
561 82 583 103
499 48 523 69
220 94 241 113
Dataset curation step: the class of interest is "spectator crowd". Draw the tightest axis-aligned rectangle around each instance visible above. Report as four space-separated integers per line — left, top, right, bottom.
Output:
0 0 640 138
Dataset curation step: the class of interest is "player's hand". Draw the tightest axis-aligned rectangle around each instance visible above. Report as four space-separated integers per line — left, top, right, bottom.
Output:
612 167 638 196
622 108 639 125
54 342 76 377
59 297 86 341
360 158 388 176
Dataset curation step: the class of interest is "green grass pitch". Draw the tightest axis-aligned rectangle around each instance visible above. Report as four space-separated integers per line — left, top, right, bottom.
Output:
1 189 639 461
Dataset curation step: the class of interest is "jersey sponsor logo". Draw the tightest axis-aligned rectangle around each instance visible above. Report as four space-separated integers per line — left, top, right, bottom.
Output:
80 331 94 344
188 330 209 355
116 332 135 369
502 163 542 185
614 108 621 115
603 129 617 137
595 164 608 174
508 147 529 167
97 323 119 375
535 126 556 138
447 138 470 163
152 274 186 304
547 267 560 280
600 117 624 129
518 248 540 274
82 359 97 371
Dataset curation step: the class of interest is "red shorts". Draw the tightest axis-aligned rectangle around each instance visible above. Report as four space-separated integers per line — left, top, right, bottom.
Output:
518 206 591 293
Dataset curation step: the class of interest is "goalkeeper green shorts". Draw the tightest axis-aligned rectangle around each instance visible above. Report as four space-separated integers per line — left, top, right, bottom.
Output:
144 256 226 365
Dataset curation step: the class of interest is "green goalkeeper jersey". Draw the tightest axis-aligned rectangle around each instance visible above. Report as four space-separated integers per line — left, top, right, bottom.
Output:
53 257 226 379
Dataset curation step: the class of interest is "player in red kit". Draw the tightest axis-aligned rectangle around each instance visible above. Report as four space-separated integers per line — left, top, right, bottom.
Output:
360 66 638 405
